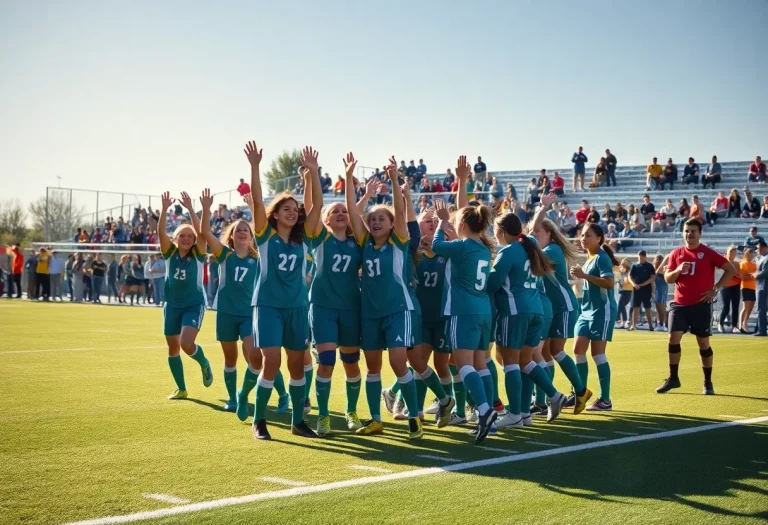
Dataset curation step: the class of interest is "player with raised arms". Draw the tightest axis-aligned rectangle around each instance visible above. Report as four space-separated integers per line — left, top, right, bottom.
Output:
158 191 213 400
656 218 736 395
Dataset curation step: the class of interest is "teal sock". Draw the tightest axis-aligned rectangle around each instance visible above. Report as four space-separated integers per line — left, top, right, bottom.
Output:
390 379 401 396
167 355 186 391
345 375 361 413
555 351 585 394
421 367 448 401
449 364 466 417
315 375 332 417
534 360 548 404
595 355 612 403
398 372 420 418
459 366 489 412
547 361 556 381
274 369 287 397
525 362 558 398
520 373 534 414
224 367 237 403
188 345 208 367
576 355 589 388
440 375 453 398
414 376 427 412
304 364 313 401
503 364 521 416
485 357 499 402
254 377 273 421
240 366 259 398
365 374 382 421
479 369 494 408
288 378 306 426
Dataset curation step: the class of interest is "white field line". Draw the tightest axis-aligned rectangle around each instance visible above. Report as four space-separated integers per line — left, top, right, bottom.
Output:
482 447 519 454
259 477 308 487
613 431 639 436
348 465 393 473
141 494 189 505
637 426 663 431
61 416 768 525
524 440 561 447
570 434 604 440
416 454 461 463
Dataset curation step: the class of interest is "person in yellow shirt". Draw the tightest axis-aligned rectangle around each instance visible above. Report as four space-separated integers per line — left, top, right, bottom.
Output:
615 259 633 328
645 157 664 191
739 249 758 333
35 247 51 301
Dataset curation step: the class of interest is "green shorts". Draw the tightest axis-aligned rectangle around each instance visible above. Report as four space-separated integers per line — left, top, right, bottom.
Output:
216 312 252 342
540 315 553 343
446 314 491 352
419 319 450 353
164 303 205 336
496 313 542 349
361 310 415 351
575 307 617 342
549 310 578 339
253 305 310 351
309 304 361 347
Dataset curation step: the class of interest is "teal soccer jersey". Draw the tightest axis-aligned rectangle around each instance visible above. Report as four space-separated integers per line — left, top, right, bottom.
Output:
487 239 542 316
212 245 258 316
542 243 578 314
252 223 309 308
162 244 206 307
416 253 447 324
360 231 414 319
306 226 362 310
579 249 617 320
432 230 491 316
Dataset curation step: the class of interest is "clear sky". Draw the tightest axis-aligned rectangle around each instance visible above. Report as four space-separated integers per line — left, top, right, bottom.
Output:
1 0 766 209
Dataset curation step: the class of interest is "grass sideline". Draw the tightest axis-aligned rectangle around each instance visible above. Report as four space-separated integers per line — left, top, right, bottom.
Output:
1 301 767 525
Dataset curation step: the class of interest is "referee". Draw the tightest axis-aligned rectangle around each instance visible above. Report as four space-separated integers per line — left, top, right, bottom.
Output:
629 250 656 331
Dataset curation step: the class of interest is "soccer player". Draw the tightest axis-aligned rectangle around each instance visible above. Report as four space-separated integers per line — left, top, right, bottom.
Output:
158 190 213 400
570 223 619 411
246 142 322 440
432 155 496 444
656 218 736 395
345 155 423 440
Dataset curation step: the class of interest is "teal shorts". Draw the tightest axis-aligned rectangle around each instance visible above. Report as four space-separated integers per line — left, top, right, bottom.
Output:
164 303 205 336
309 304 360 348
419 319 450 353
540 315 553 342
216 312 252 342
549 310 578 339
446 314 491 351
496 313 542 349
253 305 310 351
489 314 497 344
361 310 416 351
575 307 617 342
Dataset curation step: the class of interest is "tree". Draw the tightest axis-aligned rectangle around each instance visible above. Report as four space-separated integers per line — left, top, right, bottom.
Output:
28 192 86 242
0 199 28 244
263 149 302 193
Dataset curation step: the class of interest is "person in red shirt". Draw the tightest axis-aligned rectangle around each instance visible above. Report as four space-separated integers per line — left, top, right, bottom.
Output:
575 200 590 225
551 171 565 196
9 245 23 298
657 218 736 396
237 178 251 197
705 191 729 226
748 155 766 183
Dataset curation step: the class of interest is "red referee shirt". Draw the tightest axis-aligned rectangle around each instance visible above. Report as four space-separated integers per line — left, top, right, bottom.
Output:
667 243 728 306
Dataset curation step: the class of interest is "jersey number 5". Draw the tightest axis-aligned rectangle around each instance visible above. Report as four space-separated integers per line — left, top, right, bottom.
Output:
332 254 351 273
173 268 186 281
475 260 489 290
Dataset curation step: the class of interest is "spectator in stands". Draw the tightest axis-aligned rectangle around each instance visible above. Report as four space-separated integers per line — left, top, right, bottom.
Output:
602 203 617 226
73 228 82 243
682 157 700 186
333 175 345 195
748 155 766 183
417 159 427 180
744 227 765 251
559 205 578 237
473 156 487 178
754 241 768 337
321 172 332 193
762 196 768 220
551 171 565 196
107 255 119 303
658 198 678 229
24 250 36 299
49 251 64 301
64 255 74 300
613 221 635 252
674 198 691 231
151 254 166 306
419 177 430 193
78 230 90 243
702 155 722 189
605 149 618 187
519 202 531 223
33 248 50 301
705 191 728 226
489 176 503 203
406 160 418 181
505 182 518 201
640 194 656 222
743 187 761 218
646 157 663 190
739 248 758 333
605 223 618 239
627 204 645 233
571 146 588 191
587 205 600 224
614 203 628 224
443 168 455 189
83 255 94 302
91 254 107 303
72 253 85 302
8 246 22 298
92 228 103 243
575 200 590 226
236 178 251 197
728 189 743 217
417 195 430 214
537 172 551 195
589 157 607 188
294 178 305 194
661 158 678 190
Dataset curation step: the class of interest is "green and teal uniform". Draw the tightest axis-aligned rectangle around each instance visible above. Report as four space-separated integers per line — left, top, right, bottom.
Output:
575 249 618 341
213 245 258 342
251 223 310 351
431 230 491 351
542 243 579 339
415 252 449 353
306 226 362 347
162 244 206 336
538 278 553 343
488 238 543 349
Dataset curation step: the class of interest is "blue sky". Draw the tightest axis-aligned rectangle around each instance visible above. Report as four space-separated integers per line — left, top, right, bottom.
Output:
1 0 766 209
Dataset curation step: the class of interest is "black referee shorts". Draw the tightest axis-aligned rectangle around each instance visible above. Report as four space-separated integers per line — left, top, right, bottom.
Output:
632 287 652 309
669 301 712 337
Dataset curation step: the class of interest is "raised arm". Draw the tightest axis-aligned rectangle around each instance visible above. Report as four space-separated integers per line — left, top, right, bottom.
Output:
300 146 323 236
158 191 174 254
199 188 224 256
245 141 266 234
431 199 464 257
530 192 557 233
455 155 470 209
344 152 366 242
401 178 417 222
387 157 408 241
356 176 379 218
180 191 206 254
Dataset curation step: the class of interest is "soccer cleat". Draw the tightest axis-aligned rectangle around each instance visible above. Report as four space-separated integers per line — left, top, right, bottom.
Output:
345 411 363 431
474 408 498 445
495 413 523 428
235 391 250 421
167 389 188 400
467 409 479 424
382 388 397 413
564 393 576 408
522 413 533 426
586 398 613 411
436 397 456 428
291 420 318 438
547 392 566 423
703 382 716 395
656 377 681 394
628 326 635 331
276 393 290 414
304 397 312 415
317 415 332 437
467 423 498 436
223 400 237 412
393 397 407 420
356 419 384 435
408 418 424 440
717 323 725 333
425 398 440 415
493 398 506 416
201 361 214 387
573 388 593 415
253 419 271 440
530 403 548 416
448 412 467 426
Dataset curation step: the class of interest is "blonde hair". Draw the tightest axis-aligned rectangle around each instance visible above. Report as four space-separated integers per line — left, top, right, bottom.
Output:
619 258 631 272
364 204 396 231
539 219 579 267
220 219 258 258
172 224 197 243
322 202 353 236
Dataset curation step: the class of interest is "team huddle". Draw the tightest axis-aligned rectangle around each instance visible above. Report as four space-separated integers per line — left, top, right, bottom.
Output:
154 141 735 445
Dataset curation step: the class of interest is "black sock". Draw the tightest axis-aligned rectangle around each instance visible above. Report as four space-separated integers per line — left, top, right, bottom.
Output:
669 364 679 380
703 367 712 383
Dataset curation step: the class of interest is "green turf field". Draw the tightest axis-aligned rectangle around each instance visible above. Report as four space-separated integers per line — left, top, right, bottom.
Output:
1 301 767 525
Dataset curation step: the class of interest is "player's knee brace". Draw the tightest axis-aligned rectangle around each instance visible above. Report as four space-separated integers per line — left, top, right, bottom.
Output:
699 347 713 358
668 344 681 354
339 350 361 364
316 350 337 366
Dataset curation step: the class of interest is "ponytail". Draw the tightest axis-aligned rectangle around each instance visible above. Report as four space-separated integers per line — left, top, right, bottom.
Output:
496 212 552 276
459 204 495 252
601 243 620 267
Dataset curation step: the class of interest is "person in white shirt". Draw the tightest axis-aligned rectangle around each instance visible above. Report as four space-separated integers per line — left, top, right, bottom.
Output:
48 251 65 301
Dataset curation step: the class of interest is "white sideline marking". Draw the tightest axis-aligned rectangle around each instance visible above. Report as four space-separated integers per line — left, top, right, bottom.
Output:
718 415 745 419
417 454 460 463
613 431 639 436
348 465 393 473
62 416 768 525
141 494 190 505
483 447 519 454
637 426 662 431
260 477 308 487
524 440 561 447
570 434 603 440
